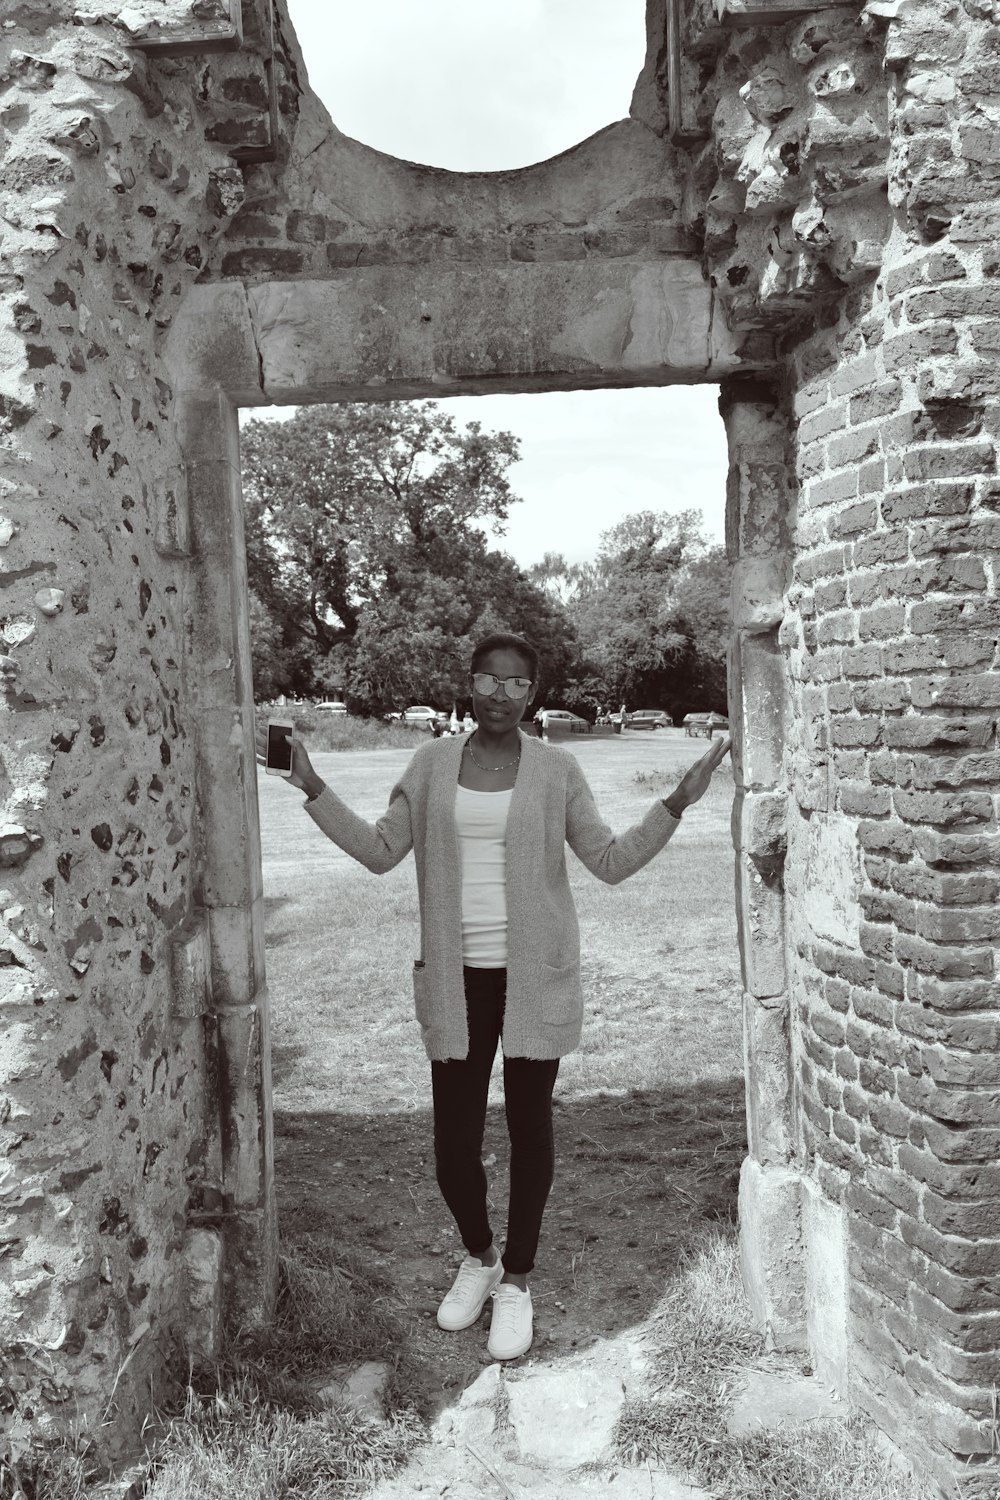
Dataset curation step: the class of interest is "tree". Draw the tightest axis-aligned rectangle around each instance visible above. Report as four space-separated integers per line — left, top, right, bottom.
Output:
526 552 587 607
556 510 731 717
346 528 577 714
241 401 574 709
670 546 732 710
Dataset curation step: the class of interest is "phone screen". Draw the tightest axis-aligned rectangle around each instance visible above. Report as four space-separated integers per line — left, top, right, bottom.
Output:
266 722 293 773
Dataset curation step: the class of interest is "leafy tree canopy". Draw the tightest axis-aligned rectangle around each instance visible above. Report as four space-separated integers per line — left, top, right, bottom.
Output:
530 510 731 718
242 402 576 712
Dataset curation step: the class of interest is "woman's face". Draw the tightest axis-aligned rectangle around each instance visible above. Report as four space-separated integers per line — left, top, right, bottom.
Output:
470 647 535 732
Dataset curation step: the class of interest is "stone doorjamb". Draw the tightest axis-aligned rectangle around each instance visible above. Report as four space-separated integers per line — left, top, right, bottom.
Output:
163 265 784 1347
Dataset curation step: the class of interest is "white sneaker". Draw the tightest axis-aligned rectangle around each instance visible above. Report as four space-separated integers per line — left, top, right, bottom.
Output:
487 1282 533 1360
436 1253 504 1331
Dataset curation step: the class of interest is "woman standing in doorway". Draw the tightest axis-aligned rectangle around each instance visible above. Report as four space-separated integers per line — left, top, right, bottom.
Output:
256 634 730 1361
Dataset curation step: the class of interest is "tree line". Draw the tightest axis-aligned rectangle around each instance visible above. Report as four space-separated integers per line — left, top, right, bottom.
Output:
242 401 730 721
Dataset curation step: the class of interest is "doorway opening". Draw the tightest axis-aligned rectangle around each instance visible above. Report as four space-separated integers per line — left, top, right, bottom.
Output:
242 383 745 1414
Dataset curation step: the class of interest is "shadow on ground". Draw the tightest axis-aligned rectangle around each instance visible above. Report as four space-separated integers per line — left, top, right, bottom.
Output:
274 1074 746 1420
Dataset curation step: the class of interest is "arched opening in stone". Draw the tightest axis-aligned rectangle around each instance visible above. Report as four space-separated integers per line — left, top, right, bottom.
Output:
287 0 649 172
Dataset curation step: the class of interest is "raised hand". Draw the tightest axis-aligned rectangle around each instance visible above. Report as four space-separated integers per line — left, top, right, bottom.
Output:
253 721 322 796
670 734 732 813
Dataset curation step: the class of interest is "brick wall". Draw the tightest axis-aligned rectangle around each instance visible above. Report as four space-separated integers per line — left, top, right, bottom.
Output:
685 4 1000 1490
782 22 1000 1472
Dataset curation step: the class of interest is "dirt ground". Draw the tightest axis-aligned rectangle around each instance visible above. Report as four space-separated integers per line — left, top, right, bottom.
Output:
273 1071 747 1417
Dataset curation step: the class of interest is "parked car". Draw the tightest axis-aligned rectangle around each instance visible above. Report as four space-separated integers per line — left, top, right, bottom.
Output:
395 705 441 725
536 708 590 734
315 700 347 714
626 709 672 730
683 711 729 737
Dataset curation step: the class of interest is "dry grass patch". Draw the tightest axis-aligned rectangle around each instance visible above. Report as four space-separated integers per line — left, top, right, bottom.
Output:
615 1229 938 1500
141 1237 423 1500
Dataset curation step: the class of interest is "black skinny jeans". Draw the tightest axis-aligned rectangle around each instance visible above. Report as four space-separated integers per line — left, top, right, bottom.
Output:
431 967 559 1276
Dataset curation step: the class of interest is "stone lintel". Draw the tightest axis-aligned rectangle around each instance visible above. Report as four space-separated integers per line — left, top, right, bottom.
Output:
163 261 764 407
165 281 264 405
169 266 772 407
717 0 858 24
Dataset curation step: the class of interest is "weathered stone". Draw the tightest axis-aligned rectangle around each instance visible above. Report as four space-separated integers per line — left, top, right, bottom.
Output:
731 555 788 633
743 991 793 1162
179 1228 223 1362
801 815 863 947
505 1366 626 1465
170 912 211 1019
738 1158 806 1349
802 1180 849 1391
727 1367 846 1435
315 1360 388 1423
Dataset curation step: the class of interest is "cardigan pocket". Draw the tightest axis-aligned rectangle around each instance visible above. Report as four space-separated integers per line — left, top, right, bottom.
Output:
412 960 431 1027
540 961 581 1026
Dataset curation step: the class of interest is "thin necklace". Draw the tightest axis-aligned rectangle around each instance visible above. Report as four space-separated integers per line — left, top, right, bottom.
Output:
466 733 521 773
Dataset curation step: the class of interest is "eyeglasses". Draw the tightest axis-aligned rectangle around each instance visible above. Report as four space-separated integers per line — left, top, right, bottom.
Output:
470 673 532 699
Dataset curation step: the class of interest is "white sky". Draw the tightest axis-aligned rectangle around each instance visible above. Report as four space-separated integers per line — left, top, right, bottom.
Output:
241 0 727 567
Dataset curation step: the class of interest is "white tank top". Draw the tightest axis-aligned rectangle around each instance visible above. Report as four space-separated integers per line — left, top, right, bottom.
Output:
455 784 512 968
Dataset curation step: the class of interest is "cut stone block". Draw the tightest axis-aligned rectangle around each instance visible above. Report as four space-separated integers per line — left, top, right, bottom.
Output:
732 555 789 634
743 990 793 1163
731 628 786 790
803 1179 849 1392
803 814 863 947
179 1227 223 1362
739 1156 806 1349
737 852 787 998
170 910 211 1018
505 1365 626 1465
727 1367 846 1436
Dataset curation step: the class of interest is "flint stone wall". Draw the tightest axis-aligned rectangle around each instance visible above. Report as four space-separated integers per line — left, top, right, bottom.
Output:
1 1 999 1496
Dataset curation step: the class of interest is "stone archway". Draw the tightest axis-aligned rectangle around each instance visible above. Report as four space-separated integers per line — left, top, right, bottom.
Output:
161 252 768 1335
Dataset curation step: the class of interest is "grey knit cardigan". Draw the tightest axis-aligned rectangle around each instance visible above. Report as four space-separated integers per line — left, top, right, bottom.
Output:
304 730 681 1061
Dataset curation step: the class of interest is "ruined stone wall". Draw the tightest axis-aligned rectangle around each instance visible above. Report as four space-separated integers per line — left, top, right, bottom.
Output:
690 4 1000 1493
781 5 1000 1485
3 0 1000 1494
0 0 292 1455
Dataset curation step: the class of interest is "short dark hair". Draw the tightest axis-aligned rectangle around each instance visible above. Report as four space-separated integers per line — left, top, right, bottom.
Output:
470 633 538 681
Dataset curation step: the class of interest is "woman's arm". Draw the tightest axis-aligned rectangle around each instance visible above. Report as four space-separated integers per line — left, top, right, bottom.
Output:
253 724 414 873
564 737 732 885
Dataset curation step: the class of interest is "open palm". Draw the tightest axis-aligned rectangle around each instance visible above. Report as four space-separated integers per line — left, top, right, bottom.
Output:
675 735 732 808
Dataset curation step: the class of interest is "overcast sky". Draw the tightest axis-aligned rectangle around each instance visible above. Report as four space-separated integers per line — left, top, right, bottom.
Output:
242 1 727 566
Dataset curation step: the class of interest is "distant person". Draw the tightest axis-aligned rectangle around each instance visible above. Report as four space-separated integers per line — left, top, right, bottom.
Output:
462 711 475 732
256 633 730 1363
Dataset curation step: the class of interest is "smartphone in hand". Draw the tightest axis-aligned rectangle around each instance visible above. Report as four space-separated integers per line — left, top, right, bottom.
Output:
265 720 294 778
